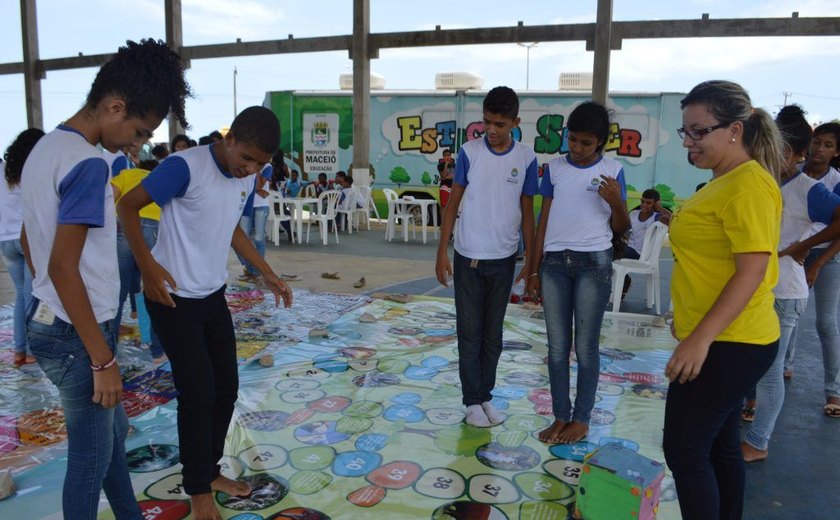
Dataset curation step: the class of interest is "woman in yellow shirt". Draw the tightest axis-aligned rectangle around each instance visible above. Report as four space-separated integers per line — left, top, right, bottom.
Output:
664 80 783 520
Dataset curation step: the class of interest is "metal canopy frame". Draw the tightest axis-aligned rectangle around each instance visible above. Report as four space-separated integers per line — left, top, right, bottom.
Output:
7 0 840 176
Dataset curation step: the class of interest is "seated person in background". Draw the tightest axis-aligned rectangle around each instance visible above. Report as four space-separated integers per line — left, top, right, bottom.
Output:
625 188 671 259
314 172 330 196
621 188 671 298
285 169 302 197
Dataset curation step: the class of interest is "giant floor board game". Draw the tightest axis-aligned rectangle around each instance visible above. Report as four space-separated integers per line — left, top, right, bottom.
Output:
0 286 679 519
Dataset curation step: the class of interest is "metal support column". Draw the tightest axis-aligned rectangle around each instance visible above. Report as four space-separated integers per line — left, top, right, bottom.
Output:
165 0 185 140
20 0 43 129
592 0 613 105
351 0 371 187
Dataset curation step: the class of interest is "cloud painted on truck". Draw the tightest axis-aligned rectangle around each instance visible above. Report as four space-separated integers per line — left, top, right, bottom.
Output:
381 98 670 166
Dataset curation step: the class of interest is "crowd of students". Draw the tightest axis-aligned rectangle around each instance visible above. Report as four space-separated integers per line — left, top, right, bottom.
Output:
2 38 839 520
436 83 840 520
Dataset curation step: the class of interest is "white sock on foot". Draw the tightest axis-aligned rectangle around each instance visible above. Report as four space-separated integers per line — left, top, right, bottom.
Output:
481 401 506 425
465 405 492 427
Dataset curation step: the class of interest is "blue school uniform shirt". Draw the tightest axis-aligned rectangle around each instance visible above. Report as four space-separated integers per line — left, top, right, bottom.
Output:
21 125 118 323
453 137 539 259
776 172 840 299
539 154 627 252
805 166 840 248
143 144 255 298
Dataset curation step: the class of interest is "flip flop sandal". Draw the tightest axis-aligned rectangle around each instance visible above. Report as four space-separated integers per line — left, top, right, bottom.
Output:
353 277 366 288
321 272 340 280
741 406 756 422
824 403 840 418
280 273 302 281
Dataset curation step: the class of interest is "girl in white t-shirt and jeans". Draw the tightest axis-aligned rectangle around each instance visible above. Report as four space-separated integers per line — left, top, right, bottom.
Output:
526 102 630 444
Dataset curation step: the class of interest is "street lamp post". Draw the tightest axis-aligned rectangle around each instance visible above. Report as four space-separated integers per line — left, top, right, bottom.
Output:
233 66 238 118
517 42 539 90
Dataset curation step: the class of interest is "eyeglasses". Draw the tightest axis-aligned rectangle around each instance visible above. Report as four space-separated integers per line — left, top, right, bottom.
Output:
676 122 729 141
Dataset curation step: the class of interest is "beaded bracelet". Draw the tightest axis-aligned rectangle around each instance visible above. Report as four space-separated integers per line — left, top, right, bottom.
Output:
90 355 117 372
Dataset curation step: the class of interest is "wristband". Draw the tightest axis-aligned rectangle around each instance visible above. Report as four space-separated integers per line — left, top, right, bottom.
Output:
528 273 539 279
91 354 117 372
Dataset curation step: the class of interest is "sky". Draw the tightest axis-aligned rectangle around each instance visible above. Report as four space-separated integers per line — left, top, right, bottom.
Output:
1 0 840 150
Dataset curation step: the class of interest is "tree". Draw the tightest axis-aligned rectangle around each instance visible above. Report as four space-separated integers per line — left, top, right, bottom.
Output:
421 171 432 186
389 166 411 188
654 183 676 205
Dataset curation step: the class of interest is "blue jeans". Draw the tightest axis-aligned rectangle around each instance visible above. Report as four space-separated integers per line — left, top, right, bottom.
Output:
1 239 33 354
454 251 516 406
237 206 268 275
26 298 142 520
744 298 806 451
115 220 164 359
789 248 840 397
540 249 612 423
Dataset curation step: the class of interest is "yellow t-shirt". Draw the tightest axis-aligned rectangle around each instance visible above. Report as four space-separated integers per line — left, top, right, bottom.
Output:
111 168 161 221
670 160 781 344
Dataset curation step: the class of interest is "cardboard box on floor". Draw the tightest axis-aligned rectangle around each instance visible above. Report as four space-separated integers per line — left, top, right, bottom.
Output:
575 443 665 520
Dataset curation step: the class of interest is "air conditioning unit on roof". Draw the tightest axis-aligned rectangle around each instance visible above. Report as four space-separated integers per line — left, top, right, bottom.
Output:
339 72 386 90
435 71 484 90
558 72 593 91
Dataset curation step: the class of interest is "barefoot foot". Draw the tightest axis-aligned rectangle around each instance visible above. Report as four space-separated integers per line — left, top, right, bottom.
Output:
211 475 251 497
556 421 589 444
741 441 768 463
191 493 223 520
538 420 568 444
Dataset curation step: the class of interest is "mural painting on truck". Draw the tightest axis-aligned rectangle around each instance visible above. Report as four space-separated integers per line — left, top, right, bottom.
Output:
265 90 706 220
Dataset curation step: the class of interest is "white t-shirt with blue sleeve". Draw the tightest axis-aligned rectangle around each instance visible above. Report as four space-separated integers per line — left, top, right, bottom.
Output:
102 149 130 178
540 155 627 253
143 144 255 298
776 172 840 299
21 125 118 323
806 166 840 249
252 164 273 210
453 137 539 260
627 208 660 254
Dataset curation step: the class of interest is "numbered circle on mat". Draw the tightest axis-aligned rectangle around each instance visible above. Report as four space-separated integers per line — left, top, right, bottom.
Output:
413 468 466 500
239 444 288 471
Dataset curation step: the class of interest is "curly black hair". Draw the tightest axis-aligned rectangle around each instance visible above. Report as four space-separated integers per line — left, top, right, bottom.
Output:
86 39 192 129
229 106 280 154
4 128 45 186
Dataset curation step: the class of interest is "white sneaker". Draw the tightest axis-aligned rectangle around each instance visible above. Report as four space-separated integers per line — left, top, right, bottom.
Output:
482 401 507 426
465 405 492 427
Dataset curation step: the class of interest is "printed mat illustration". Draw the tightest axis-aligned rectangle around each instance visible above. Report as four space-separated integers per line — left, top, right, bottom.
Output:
0 286 679 519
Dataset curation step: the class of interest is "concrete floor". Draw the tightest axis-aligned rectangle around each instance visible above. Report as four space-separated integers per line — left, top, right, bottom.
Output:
1 220 837 518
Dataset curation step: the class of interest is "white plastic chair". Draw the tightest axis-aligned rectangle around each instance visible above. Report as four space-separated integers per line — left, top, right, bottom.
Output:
383 188 416 242
306 190 341 245
336 187 358 234
301 183 317 198
267 189 292 246
610 221 669 314
354 185 373 230
368 185 382 222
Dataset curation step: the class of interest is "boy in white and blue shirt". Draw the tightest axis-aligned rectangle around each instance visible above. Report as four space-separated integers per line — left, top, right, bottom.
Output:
436 86 539 428
117 106 292 520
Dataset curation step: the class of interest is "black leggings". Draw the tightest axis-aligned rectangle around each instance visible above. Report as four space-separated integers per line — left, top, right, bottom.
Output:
146 285 238 495
663 339 777 520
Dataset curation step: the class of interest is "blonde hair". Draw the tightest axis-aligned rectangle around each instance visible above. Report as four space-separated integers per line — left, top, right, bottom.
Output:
681 80 784 183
